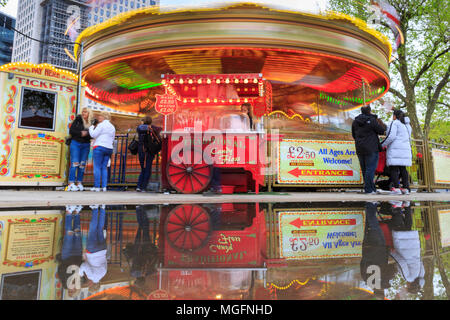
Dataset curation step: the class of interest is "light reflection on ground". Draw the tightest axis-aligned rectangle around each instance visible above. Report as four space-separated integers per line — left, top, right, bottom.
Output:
0 201 448 300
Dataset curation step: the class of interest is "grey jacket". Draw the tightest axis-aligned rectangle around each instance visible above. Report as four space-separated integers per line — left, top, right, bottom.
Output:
382 117 412 166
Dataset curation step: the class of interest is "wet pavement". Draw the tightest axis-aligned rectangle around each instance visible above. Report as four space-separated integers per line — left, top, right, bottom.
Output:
0 198 448 301
0 189 449 207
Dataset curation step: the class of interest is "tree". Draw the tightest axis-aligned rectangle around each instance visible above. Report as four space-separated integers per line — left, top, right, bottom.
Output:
328 0 450 140
0 1 8 7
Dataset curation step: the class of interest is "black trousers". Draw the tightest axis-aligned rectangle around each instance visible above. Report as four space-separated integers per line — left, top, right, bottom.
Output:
390 165 410 189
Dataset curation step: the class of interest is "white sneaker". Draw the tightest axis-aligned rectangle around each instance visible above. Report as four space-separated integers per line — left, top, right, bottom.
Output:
101 187 107 192
90 187 100 192
76 183 84 191
89 205 99 209
390 188 402 195
400 188 410 195
67 183 79 192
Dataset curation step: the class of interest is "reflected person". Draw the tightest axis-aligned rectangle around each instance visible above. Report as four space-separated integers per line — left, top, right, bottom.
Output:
57 205 83 298
79 204 108 294
123 205 158 287
360 202 396 298
387 201 424 294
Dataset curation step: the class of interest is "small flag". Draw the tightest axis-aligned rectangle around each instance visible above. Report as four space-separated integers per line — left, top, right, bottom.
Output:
372 0 404 51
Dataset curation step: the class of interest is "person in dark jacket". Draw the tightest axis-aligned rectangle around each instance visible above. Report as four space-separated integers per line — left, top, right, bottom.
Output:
352 105 386 194
67 107 93 191
136 116 162 192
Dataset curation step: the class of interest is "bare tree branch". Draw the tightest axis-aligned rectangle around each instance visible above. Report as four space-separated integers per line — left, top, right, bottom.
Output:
412 45 450 87
389 87 407 102
423 64 450 138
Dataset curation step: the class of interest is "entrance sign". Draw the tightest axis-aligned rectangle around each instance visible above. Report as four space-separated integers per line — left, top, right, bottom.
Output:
432 149 450 184
277 139 362 184
155 94 178 115
278 210 365 260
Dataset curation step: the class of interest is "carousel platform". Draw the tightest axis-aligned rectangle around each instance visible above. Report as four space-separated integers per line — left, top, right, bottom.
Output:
0 189 448 208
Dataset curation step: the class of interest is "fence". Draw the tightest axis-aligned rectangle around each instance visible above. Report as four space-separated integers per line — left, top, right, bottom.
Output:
82 133 161 190
78 133 448 192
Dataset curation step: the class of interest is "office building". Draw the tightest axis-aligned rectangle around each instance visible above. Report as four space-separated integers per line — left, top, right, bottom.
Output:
0 12 15 65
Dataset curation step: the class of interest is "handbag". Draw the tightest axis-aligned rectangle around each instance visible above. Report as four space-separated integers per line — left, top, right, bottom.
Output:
128 136 139 155
145 127 162 155
376 121 394 175
65 136 72 146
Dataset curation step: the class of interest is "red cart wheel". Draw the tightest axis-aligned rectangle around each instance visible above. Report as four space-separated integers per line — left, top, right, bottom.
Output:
165 204 211 253
166 148 212 193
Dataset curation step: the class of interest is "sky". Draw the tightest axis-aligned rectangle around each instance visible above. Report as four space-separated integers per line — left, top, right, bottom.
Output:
0 0 18 18
0 0 329 18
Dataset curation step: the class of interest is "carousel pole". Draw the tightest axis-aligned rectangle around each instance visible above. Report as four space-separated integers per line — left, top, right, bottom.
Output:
75 42 84 114
362 78 367 106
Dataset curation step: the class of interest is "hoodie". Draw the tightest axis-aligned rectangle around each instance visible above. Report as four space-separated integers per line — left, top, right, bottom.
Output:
352 113 386 155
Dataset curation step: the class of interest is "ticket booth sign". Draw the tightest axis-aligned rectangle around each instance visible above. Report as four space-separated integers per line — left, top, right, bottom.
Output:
155 94 178 115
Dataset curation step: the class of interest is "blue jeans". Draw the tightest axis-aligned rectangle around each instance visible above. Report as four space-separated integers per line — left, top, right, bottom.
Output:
93 146 113 188
61 213 83 260
87 206 107 254
137 146 155 190
68 140 91 183
357 152 379 193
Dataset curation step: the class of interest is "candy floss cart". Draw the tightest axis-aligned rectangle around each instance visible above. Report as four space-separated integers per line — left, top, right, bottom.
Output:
159 73 270 194
156 203 267 300
0 63 83 186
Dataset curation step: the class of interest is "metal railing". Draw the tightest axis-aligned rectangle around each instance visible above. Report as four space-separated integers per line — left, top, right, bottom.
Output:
73 132 448 193
82 133 161 190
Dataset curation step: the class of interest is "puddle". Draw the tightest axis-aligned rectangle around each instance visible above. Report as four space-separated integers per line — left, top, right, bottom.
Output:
0 201 448 301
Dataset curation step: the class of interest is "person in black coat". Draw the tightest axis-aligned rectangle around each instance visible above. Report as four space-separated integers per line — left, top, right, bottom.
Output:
67 107 93 191
136 116 162 192
352 105 386 194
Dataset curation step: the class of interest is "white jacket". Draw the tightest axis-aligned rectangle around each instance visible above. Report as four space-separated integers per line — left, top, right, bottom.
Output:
390 230 425 287
79 249 107 284
89 120 116 149
382 117 412 166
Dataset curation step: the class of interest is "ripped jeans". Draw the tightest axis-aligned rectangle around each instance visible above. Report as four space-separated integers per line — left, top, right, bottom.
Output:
68 139 91 183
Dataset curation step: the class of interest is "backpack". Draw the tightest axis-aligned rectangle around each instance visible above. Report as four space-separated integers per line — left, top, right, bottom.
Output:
144 127 162 155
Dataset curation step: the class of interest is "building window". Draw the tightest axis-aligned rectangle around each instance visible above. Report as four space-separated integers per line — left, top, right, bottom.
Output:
18 88 57 131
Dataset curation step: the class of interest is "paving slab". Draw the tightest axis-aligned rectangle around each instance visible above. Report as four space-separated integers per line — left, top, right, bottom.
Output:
0 190 448 207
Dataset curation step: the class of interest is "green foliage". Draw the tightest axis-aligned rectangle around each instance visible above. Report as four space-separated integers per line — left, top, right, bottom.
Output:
0 0 8 7
328 0 450 141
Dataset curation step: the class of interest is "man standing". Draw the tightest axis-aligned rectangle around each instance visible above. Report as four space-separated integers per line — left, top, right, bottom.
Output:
352 105 386 194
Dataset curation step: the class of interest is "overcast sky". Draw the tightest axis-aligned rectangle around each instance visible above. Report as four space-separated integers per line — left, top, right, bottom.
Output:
1 0 329 18
0 0 17 17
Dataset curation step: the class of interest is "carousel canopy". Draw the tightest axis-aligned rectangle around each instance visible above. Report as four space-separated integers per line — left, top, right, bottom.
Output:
77 4 391 117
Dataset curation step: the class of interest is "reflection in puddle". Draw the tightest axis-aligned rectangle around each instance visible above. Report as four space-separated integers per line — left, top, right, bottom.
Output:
0 201 448 300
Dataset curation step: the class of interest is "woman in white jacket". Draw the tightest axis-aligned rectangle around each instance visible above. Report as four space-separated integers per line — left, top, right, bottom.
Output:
89 111 116 192
381 109 412 195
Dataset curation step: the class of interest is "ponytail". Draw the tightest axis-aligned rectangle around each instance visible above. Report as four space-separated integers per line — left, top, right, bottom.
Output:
393 109 405 124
